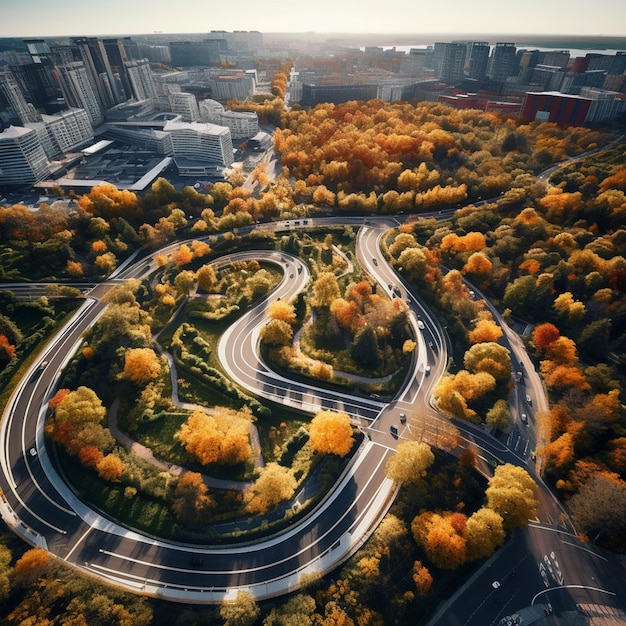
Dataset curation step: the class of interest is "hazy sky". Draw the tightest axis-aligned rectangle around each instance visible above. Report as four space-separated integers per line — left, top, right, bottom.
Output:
1 0 625 38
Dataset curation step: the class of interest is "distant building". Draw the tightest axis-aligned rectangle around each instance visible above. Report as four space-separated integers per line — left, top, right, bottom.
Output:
0 69 41 125
468 42 490 80
124 59 157 101
300 83 379 107
521 91 591 128
198 99 258 139
163 120 233 166
488 43 518 82
55 62 104 126
0 125 51 185
168 92 200 122
209 72 255 101
437 43 466 85
579 87 626 123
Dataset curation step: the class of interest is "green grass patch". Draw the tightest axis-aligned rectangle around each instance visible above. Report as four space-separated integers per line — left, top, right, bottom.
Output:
59 452 176 539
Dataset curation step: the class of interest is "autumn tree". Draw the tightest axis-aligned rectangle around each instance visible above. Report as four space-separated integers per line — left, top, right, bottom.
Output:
268 300 297 325
120 347 162 384
468 318 502 344
485 399 511 431
414 513 467 570
412 561 433 597
568 474 626 549
245 463 297 514
220 590 260 626
196 263 218 292
463 341 511 381
14 548 50 586
485 464 537 533
309 410 354 457
171 471 215 527
97 453 125 482
464 507 505 560
0 543 11 602
385 441 435 484
261 318 293 346
313 272 340 308
178 408 252 466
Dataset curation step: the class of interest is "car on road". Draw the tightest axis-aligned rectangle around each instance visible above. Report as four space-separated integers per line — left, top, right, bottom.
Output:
417 320 425 329
399 413 406 424
372 258 378 266
520 413 528 424
29 447 37 457
425 365 431 375
526 394 532 404
390 424 398 437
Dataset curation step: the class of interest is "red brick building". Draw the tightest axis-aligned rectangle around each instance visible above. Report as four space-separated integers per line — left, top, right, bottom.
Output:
521 91 591 128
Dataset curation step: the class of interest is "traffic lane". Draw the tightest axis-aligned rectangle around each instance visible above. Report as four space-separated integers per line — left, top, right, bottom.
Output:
523 524 626 606
74 443 392 590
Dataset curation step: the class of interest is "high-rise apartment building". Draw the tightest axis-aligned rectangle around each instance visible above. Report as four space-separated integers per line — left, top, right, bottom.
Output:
163 120 233 166
468 42 490 80
124 59 157 101
70 36 122 108
437 43 466 85
0 125 51 184
168 92 200 122
55 62 104 126
0 69 41 125
488 43 518 82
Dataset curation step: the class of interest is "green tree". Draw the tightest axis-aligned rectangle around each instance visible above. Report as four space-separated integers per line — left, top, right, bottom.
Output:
485 399 511 431
350 325 379 368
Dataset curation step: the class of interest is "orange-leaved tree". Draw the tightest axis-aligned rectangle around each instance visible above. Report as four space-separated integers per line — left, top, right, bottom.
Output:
309 410 354 457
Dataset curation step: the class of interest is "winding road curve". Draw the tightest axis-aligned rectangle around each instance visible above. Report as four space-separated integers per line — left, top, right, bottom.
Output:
0 216 575 606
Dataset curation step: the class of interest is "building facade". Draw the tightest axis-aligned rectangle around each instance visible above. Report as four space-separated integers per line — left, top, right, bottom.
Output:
0 125 51 185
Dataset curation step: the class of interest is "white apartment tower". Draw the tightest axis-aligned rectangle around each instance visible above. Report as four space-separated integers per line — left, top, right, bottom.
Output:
199 99 259 139
124 59 157 101
163 120 233 166
168 92 200 122
0 125 51 185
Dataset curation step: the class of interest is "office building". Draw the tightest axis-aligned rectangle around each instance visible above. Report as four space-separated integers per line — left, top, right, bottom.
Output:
209 72 255 101
55 62 104 126
169 41 217 67
41 108 94 152
579 88 626 123
124 59 157 101
199 99 258 139
0 69 41 125
163 120 233 166
0 125 51 185
70 37 122 107
168 92 200 122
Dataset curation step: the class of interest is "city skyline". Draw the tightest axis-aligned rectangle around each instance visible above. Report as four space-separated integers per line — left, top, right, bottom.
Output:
1 0 626 39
